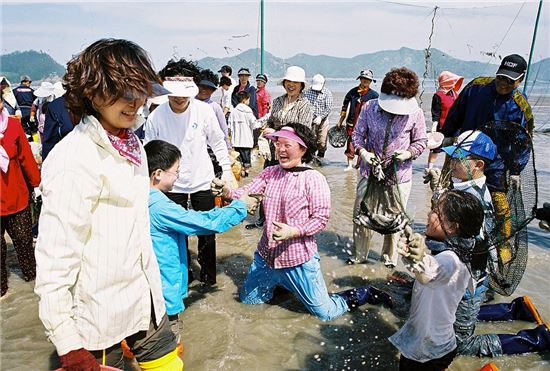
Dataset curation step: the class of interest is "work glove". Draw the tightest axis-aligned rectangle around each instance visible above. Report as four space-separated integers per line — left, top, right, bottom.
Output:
221 169 238 189
358 148 376 166
423 168 442 191
240 193 261 215
393 150 412 162
29 116 36 123
211 178 229 198
271 221 300 241
509 175 521 192
313 116 322 125
59 348 100 371
536 203 550 232
431 121 438 133
257 136 272 161
32 187 42 203
397 226 427 262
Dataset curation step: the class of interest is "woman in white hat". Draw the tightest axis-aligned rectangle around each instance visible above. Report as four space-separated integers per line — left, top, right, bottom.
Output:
246 66 314 230
350 67 427 268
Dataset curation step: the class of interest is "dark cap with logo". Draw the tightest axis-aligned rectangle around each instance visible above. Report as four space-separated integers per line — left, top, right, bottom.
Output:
496 54 527 80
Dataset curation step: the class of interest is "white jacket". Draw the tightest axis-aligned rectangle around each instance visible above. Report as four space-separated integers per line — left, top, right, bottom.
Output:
229 103 260 148
144 100 231 193
35 115 165 355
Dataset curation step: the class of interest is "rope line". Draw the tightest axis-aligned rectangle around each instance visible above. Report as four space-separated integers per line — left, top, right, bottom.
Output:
419 5 438 106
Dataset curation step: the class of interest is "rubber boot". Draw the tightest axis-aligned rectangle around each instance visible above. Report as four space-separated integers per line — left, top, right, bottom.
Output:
498 323 550 355
337 286 394 309
478 296 543 324
138 348 184 371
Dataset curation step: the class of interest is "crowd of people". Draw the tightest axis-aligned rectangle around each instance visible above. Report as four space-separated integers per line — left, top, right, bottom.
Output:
1 38 549 370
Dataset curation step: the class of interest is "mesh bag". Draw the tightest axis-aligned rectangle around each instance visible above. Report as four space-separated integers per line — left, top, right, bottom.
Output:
327 125 347 148
440 121 537 296
354 163 410 235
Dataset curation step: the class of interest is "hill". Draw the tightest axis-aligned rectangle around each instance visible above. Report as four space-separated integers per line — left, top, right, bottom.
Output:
0 50 65 83
198 47 550 82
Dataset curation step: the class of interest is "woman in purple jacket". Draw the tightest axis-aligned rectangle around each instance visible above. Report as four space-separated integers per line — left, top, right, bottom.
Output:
350 67 428 268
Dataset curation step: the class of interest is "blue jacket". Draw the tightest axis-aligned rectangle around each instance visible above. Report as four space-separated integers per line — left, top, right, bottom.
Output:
442 77 534 192
148 188 247 315
442 77 533 137
12 85 34 116
42 97 75 160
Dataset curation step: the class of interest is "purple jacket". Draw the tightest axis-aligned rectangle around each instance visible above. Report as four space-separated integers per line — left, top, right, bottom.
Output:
352 99 427 185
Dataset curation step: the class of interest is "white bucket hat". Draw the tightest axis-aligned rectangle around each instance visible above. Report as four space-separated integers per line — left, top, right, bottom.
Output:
34 82 56 98
52 81 66 98
311 74 325 91
378 92 419 115
163 76 199 97
278 66 306 85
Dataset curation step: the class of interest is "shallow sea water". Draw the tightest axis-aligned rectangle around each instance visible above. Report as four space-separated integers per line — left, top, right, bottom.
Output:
1 92 549 370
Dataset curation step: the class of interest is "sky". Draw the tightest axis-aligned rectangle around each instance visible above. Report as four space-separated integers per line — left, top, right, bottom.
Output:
2 0 548 70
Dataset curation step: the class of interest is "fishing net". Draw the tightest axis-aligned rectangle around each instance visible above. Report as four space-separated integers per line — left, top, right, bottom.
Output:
327 125 347 148
440 121 538 296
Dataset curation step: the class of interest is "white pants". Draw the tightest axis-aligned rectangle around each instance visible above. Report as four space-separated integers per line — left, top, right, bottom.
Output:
352 177 412 265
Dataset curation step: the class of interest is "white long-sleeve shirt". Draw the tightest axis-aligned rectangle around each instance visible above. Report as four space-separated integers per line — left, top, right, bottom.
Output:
389 251 472 362
144 100 231 193
35 115 165 356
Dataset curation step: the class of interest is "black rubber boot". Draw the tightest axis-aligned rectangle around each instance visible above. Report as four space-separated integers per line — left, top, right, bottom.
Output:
498 323 550 354
337 286 394 309
478 296 543 324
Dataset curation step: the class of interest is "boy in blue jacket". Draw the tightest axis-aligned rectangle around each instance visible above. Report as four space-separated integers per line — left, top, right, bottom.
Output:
144 140 258 348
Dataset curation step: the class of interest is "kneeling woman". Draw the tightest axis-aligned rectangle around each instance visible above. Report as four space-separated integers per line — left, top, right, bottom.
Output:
212 123 392 320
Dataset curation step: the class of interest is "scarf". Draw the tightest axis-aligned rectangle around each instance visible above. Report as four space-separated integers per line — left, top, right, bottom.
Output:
0 108 10 172
105 128 142 166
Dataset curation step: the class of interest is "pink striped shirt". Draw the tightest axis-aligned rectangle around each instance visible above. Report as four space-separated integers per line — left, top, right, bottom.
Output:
228 165 331 268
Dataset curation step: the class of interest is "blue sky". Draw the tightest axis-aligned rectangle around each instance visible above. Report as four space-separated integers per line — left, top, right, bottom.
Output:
2 1 548 70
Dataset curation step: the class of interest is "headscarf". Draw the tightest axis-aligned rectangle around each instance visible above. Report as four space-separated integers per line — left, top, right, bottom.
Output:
0 76 17 110
0 107 10 172
438 71 464 94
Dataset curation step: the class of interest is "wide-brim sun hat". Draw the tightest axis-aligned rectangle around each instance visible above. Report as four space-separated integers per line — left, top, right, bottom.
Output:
264 126 307 148
438 71 464 93
378 92 419 115
427 132 445 149
163 76 198 97
34 82 56 98
278 66 307 86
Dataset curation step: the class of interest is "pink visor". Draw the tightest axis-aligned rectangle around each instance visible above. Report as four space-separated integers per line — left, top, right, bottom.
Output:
264 127 307 148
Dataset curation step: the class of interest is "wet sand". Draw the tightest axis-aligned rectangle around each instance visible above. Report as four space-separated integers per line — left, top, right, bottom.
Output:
1 93 549 370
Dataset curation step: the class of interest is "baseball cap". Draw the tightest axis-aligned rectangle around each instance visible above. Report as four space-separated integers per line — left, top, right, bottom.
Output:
255 73 268 83
496 54 527 80
20 75 32 82
237 68 251 76
218 65 232 74
442 130 497 161
356 69 376 83
311 74 325 91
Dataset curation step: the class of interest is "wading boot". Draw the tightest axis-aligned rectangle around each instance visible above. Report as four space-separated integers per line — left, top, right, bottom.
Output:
478 296 543 324
498 323 550 355
337 286 394 309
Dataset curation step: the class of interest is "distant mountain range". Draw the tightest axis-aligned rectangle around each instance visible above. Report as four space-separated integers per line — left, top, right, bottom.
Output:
1 47 549 84
0 50 65 83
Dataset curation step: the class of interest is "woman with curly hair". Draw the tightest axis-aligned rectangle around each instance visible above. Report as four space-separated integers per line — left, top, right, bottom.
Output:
350 67 427 268
34 39 183 370
212 122 393 320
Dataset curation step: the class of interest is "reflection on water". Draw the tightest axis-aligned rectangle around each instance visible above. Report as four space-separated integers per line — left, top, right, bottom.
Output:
1 92 549 370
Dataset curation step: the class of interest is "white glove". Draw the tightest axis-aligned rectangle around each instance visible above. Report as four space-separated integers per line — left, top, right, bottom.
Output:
221 169 238 189
257 136 272 161
359 148 376 165
313 116 322 125
240 193 261 215
393 150 412 162
509 175 521 192
431 121 438 133
272 221 300 241
211 178 229 198
30 116 36 123
423 168 442 191
32 187 42 203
